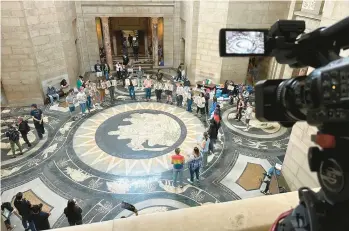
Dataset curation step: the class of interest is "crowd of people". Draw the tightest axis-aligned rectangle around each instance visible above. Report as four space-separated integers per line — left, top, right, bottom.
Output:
1 193 82 231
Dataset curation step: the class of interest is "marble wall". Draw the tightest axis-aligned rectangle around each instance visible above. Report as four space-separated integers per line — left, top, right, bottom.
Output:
1 1 42 105
1 1 79 106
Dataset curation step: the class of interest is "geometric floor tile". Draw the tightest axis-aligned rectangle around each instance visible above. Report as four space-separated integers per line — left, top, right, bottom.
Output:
236 162 266 191
220 155 272 199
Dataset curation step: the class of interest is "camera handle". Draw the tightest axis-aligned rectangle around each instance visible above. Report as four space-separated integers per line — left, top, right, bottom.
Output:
275 128 349 231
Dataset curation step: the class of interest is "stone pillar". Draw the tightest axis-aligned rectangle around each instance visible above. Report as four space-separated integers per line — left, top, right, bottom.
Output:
112 35 117 56
151 17 159 67
101 17 113 69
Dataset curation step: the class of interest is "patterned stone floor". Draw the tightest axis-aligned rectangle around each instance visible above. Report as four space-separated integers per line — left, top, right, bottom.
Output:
1 78 290 229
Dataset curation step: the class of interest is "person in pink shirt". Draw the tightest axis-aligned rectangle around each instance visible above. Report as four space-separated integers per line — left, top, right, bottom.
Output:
143 75 153 101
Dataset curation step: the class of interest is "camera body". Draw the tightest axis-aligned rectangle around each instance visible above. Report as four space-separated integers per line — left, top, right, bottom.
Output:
255 58 349 127
219 16 349 231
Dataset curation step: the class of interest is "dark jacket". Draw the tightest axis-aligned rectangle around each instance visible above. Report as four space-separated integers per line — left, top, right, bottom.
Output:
31 211 50 230
94 63 102 72
14 199 32 218
64 205 82 223
18 121 30 135
122 56 129 66
208 121 219 139
1 202 14 212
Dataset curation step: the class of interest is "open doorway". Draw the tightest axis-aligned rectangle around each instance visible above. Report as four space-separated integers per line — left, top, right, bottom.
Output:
246 57 271 85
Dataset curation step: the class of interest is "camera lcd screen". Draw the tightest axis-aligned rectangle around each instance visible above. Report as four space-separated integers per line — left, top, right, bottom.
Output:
225 31 265 55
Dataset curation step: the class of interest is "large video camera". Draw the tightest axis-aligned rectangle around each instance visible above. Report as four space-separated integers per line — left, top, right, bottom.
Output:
219 17 349 231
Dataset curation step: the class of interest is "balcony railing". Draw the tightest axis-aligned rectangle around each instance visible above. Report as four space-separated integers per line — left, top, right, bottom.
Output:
49 190 303 231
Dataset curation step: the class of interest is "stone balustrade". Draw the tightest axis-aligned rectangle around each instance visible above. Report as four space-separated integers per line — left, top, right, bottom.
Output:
51 190 302 231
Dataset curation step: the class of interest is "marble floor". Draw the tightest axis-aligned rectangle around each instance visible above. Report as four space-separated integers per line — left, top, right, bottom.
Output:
1 75 290 229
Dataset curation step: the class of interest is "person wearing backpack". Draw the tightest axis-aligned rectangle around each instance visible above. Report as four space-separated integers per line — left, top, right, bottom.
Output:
18 117 32 147
5 125 23 157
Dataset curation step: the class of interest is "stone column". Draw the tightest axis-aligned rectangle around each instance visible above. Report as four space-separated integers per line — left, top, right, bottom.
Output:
112 35 117 56
151 17 159 67
101 17 113 69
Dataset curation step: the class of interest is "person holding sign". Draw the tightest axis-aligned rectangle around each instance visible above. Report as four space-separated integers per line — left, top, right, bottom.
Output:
143 75 152 101
165 80 173 104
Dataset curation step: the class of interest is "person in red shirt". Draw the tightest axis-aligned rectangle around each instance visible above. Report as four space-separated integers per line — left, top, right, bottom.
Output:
171 148 185 188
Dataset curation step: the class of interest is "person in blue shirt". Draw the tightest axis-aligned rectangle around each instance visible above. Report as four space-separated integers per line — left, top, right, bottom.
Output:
187 147 203 184
30 104 45 139
209 96 218 116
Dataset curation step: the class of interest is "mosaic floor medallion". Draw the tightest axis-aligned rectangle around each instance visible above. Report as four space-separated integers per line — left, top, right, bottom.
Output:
72 102 206 176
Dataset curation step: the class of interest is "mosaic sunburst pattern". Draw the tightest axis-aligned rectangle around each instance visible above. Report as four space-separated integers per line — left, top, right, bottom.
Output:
73 102 206 176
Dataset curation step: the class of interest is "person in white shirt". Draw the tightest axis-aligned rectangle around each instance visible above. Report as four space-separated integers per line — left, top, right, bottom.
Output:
76 87 87 115
195 92 206 117
115 62 122 80
244 102 253 131
176 83 184 107
165 80 173 104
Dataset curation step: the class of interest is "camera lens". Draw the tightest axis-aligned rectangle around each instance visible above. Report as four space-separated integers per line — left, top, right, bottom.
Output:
276 76 307 121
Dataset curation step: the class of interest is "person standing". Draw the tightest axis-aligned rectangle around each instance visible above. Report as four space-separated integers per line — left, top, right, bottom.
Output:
94 60 103 79
208 119 219 154
122 55 129 66
176 66 182 82
30 104 45 139
107 80 115 102
115 62 122 80
165 80 173 104
76 76 84 90
17 117 31 148
97 80 106 103
186 88 193 112
66 90 76 119
176 83 184 107
64 199 83 226
128 79 136 100
76 87 87 115
30 204 50 231
204 90 210 115
244 102 253 131
154 78 164 102
14 192 37 231
133 38 139 61
209 96 218 117
187 147 202 184
195 92 206 118
143 75 152 102
235 95 245 121
5 125 23 157
128 34 133 47
103 62 110 80
199 132 210 168
171 148 185 188
136 66 144 89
